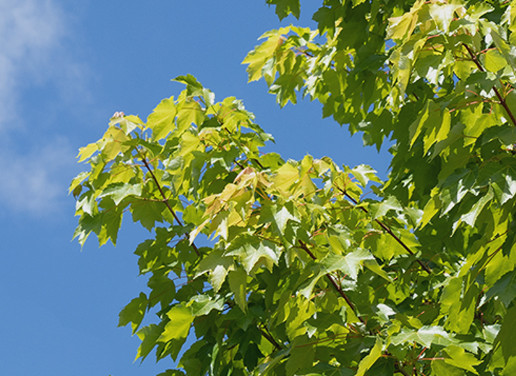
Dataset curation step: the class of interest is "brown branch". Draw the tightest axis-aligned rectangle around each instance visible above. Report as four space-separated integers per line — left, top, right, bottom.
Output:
341 190 432 274
139 150 200 257
462 43 516 127
298 240 365 324
258 326 282 351
222 127 265 171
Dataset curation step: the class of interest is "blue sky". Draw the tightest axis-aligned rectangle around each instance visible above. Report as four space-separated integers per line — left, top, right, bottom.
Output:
0 1 390 375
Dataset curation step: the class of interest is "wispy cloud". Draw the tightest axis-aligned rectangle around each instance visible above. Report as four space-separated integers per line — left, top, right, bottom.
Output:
0 0 89 215
0 0 66 128
0 138 76 215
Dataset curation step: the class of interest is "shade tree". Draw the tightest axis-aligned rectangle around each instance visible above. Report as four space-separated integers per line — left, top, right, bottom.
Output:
72 1 516 374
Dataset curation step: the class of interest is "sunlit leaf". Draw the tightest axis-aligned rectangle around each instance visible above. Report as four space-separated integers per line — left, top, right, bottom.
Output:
159 305 194 343
148 96 177 141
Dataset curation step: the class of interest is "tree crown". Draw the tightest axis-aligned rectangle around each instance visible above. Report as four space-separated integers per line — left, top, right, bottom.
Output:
72 1 516 375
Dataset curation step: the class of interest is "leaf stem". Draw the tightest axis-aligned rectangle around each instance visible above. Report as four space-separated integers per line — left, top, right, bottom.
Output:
258 326 282 350
340 189 432 274
298 240 364 324
462 43 516 127
139 150 200 257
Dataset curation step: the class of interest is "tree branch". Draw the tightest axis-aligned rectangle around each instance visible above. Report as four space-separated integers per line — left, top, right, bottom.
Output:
258 326 282 351
340 190 432 274
298 240 365 324
462 43 516 127
139 150 200 257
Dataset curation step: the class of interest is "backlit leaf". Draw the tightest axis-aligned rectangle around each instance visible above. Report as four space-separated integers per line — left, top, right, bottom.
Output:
228 267 247 312
98 182 142 205
444 345 482 374
356 337 382 376
148 97 177 141
159 305 194 343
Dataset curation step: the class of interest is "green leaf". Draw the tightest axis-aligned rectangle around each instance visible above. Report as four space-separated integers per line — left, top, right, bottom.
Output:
243 28 288 82
416 326 454 348
443 345 482 374
489 28 516 73
194 250 233 292
368 196 402 220
177 101 204 132
386 0 423 40
459 188 493 228
286 336 315 376
173 74 206 99
431 359 464 376
159 305 194 343
420 195 440 228
118 292 148 334
356 337 382 376
273 162 299 197
228 267 247 312
69 171 90 194
188 294 224 316
269 204 298 235
484 48 507 73
376 303 396 323
110 114 144 134
228 237 279 273
429 2 461 33
148 272 176 309
363 259 392 281
321 249 374 280
266 0 300 20
157 370 186 376
409 100 450 153
391 326 454 348
487 269 516 307
147 96 177 141
348 164 381 187
136 324 162 361
492 305 516 373
77 142 99 162
131 200 165 231
98 182 142 205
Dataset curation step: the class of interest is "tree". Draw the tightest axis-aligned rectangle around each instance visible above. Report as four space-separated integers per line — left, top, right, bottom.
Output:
71 0 516 375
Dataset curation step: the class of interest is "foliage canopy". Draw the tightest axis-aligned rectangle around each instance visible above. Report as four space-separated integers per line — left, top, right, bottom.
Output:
72 0 516 375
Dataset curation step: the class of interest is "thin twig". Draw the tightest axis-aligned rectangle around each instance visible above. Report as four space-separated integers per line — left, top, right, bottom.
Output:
222 127 265 170
340 189 432 274
138 150 200 257
462 43 516 127
298 240 365 324
258 326 282 350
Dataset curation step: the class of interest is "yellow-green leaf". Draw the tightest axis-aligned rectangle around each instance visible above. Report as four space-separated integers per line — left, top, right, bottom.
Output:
159 305 193 343
148 96 177 140
356 337 383 376
228 268 247 312
444 345 482 374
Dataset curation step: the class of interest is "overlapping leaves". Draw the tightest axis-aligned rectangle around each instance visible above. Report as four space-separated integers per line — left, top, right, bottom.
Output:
72 0 516 375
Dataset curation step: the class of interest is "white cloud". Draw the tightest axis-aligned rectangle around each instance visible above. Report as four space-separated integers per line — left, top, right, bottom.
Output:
0 138 76 215
0 0 66 128
0 0 89 215
0 0 63 57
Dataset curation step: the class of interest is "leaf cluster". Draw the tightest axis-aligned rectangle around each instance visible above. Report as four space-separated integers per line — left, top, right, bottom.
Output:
72 1 516 375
